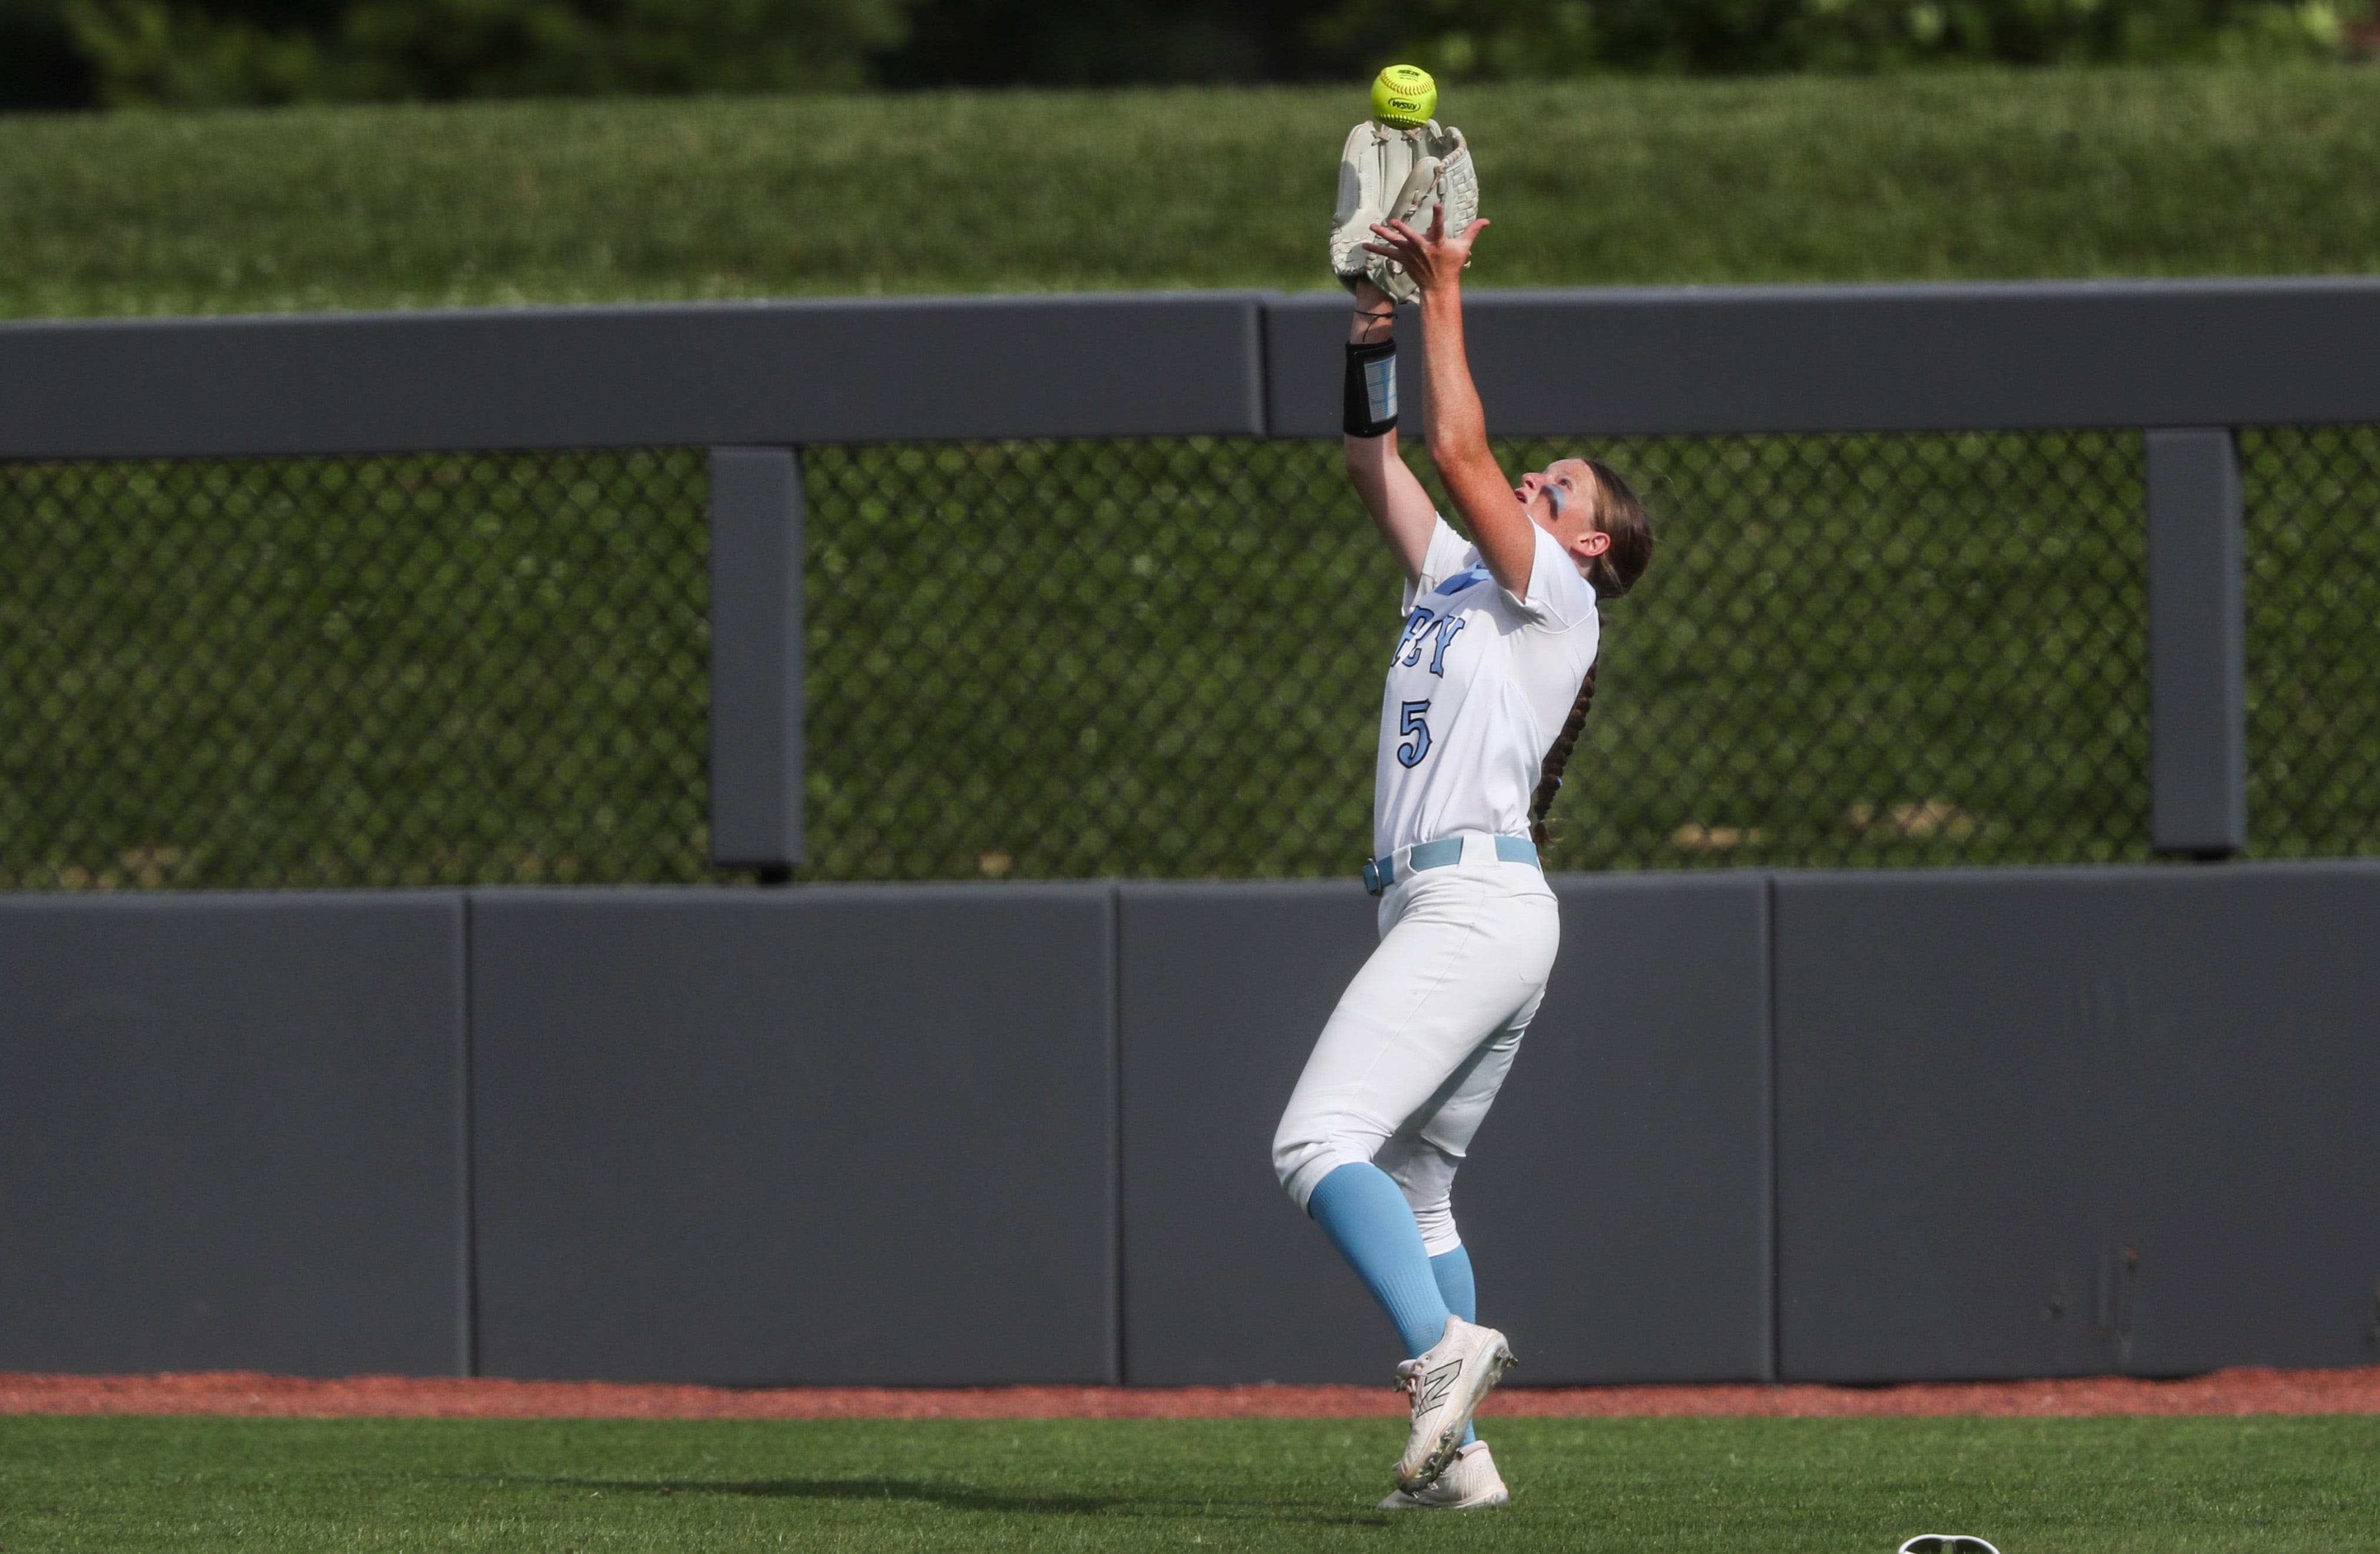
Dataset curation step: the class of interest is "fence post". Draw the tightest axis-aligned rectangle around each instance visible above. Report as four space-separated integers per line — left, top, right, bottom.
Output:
2145 428 2245 859
707 447 805 881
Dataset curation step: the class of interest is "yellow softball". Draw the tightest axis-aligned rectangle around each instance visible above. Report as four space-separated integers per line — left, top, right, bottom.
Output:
1370 64 1437 131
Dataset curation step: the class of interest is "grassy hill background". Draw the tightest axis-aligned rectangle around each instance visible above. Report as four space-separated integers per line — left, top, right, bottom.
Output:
3 66 2379 320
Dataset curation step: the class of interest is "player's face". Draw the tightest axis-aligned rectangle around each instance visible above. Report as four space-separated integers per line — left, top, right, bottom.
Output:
1516 459 1594 538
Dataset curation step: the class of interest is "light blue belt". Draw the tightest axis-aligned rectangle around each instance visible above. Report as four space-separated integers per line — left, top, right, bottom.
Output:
1361 835 1540 896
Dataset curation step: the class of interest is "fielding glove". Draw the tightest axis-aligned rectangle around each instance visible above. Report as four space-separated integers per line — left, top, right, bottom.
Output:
1329 119 1479 305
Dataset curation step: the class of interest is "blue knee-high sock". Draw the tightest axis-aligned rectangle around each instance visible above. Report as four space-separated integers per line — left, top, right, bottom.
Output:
1429 1245 1477 1323
1307 1163 1451 1359
1430 1246 1480 1445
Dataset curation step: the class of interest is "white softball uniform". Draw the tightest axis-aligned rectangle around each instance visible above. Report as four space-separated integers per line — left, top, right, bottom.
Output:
1274 516 1601 1252
1375 519 1602 859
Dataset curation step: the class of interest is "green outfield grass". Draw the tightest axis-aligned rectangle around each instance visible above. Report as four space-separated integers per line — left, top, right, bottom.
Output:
2 1413 2376 1552
2 66 2378 320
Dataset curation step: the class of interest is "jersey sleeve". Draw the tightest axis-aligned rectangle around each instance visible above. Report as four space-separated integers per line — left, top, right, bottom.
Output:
1501 523 1601 631
1401 516 1474 613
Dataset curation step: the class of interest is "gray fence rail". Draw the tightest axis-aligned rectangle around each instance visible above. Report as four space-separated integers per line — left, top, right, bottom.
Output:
8 280 2380 458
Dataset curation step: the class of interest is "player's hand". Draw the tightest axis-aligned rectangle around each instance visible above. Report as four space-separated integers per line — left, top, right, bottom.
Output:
1363 205 1489 295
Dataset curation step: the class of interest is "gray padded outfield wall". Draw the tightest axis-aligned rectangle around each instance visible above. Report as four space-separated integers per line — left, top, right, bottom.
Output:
1773 861 2380 1382
5 868 2380 1382
1114 881 1390 1384
0 893 469 1376
1116 875 1771 1386
466 885 1119 1385
1454 873 1773 1383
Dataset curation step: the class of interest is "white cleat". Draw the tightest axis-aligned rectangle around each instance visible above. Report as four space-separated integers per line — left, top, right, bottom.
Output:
1378 1439 1510 1509
1391 1315 1516 1492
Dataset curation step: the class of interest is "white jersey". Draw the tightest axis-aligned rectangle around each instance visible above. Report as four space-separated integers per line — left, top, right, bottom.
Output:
1373 516 1601 859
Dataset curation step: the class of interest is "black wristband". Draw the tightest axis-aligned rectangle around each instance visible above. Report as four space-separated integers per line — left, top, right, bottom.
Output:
1343 340 1397 438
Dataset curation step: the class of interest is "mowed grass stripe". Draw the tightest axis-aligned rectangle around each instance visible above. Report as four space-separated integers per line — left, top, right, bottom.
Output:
2 1413 2377 1552
2 67 2378 321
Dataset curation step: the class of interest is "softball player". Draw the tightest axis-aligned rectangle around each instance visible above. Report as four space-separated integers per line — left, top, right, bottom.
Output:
1273 203 1654 1509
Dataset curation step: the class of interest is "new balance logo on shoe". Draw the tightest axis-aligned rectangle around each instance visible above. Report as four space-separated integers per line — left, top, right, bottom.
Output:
1413 1360 1461 1415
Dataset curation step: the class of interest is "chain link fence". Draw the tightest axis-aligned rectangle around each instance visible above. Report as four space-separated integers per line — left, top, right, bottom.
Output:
0 428 2371 889
0 451 712 890
2243 426 2380 859
806 432 2154 879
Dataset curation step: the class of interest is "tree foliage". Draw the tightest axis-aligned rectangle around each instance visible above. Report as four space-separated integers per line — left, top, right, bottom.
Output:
1313 0 2369 78
0 0 2370 110
46 0 909 106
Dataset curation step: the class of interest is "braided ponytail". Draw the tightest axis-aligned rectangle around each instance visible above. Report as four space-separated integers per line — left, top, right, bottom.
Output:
1528 459 1655 852
1529 663 1597 849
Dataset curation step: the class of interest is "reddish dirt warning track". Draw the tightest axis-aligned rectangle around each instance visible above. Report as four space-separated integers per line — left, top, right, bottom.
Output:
8 1368 2380 1419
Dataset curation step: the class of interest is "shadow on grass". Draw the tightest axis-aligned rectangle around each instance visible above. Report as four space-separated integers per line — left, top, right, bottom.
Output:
526 1476 1385 1526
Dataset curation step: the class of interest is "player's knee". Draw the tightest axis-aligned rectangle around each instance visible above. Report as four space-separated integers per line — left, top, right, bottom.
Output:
1271 1115 1319 1202
1273 1116 1373 1212
1272 1137 1343 1210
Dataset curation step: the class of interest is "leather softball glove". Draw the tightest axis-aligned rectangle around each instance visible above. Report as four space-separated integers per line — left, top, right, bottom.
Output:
1329 118 1479 304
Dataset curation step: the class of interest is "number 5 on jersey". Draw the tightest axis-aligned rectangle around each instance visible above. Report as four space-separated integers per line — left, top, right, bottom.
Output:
1397 700 1432 768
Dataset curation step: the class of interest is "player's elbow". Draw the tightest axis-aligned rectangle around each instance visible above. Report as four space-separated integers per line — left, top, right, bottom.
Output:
1427 435 1497 486
1420 386 1488 454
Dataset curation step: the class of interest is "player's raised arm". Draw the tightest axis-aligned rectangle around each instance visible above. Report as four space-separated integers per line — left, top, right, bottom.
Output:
1362 208 1537 598
1341 276 1438 579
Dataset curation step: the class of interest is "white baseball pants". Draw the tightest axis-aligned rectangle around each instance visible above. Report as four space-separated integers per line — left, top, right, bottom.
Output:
1273 835 1560 1256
